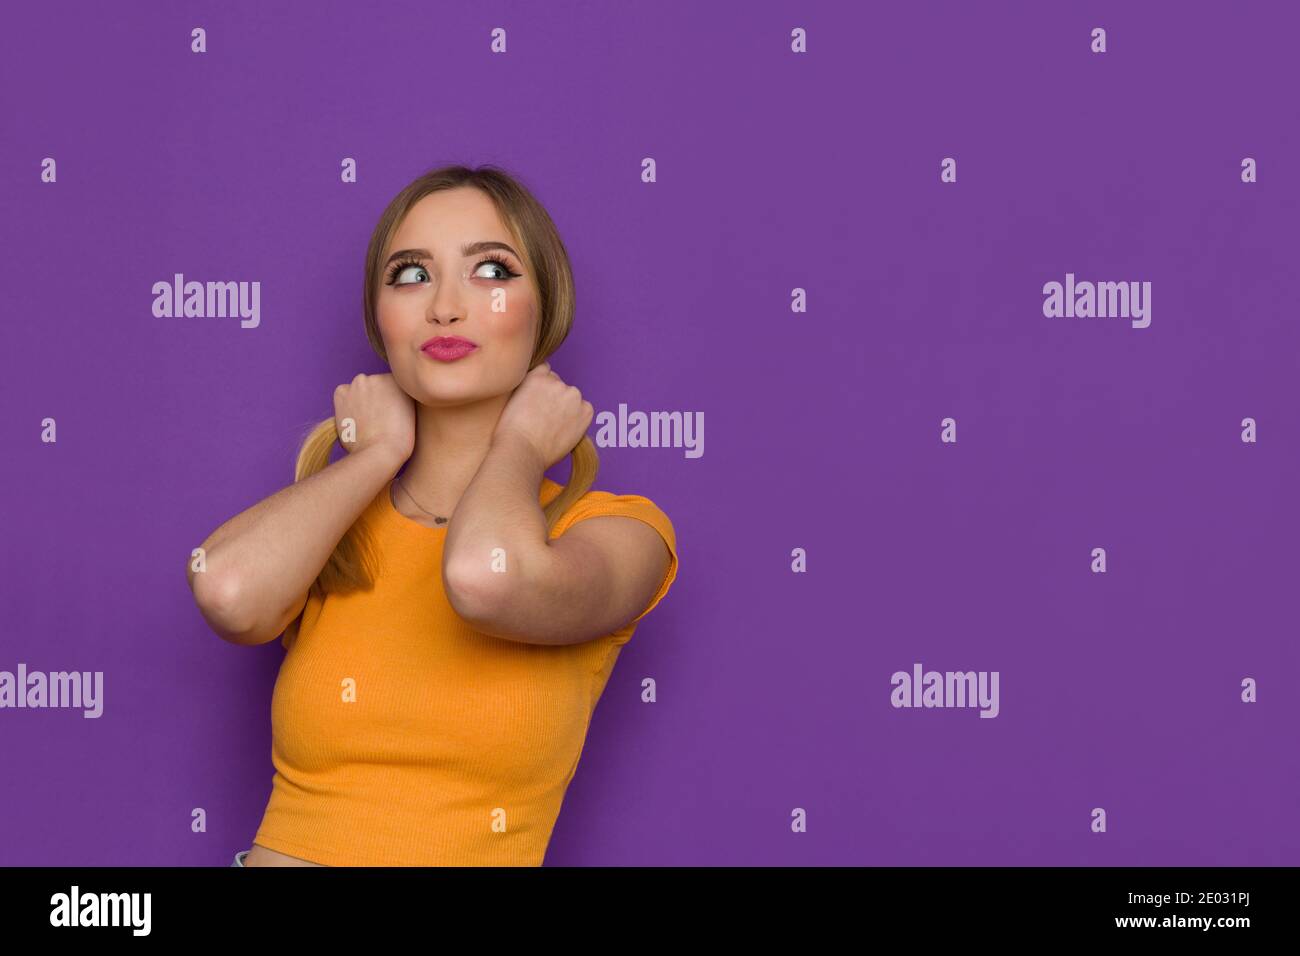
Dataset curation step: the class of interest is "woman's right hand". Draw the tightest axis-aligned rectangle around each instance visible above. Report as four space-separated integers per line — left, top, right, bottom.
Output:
333 372 415 465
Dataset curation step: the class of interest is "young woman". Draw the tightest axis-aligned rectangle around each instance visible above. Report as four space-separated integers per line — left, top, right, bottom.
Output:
189 164 679 866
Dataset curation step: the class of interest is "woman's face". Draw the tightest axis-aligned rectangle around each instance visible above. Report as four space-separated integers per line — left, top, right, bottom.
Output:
377 187 539 407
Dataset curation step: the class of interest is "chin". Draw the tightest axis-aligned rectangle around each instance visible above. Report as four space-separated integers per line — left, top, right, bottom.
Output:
415 380 500 406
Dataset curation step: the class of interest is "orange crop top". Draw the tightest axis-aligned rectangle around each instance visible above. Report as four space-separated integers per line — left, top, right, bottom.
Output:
250 476 678 866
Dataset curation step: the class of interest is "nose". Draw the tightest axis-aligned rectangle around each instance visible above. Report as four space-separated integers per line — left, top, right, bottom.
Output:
427 267 466 325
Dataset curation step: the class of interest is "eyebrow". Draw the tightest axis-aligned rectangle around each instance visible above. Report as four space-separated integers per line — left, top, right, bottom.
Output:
384 241 521 266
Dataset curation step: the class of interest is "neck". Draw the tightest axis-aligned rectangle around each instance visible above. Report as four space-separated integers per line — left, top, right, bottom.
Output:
396 393 512 516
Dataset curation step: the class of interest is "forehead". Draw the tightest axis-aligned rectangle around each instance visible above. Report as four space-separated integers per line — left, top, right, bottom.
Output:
390 188 511 249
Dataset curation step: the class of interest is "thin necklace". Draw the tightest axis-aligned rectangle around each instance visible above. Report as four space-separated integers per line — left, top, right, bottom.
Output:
394 473 449 525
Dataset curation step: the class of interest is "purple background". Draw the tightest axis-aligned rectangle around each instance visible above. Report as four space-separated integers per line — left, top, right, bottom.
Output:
2 0 1297 866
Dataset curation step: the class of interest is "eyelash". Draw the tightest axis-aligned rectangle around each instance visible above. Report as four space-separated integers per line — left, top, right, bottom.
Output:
384 253 521 286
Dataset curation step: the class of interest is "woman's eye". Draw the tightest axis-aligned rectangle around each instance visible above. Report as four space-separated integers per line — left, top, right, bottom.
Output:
473 261 511 280
395 265 428 285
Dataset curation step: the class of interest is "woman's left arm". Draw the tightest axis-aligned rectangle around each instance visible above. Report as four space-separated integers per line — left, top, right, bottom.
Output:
442 430 669 645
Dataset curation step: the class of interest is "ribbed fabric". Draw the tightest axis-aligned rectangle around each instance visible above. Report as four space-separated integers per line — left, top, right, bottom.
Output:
251 476 678 867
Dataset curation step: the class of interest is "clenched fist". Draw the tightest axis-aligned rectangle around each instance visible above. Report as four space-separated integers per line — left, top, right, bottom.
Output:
334 372 416 465
493 362 594 471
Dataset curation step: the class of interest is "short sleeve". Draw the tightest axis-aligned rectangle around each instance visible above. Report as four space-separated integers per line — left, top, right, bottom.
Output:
551 491 679 628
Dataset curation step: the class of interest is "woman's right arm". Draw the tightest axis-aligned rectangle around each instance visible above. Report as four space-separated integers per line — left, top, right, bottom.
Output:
188 373 416 646
188 445 404 645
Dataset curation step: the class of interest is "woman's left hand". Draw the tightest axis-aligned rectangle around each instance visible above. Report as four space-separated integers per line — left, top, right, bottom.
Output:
492 361 594 471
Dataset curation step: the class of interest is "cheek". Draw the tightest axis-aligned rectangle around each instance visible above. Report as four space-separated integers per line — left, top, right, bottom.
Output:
376 297 426 346
375 307 419 372
485 295 536 342
375 302 404 343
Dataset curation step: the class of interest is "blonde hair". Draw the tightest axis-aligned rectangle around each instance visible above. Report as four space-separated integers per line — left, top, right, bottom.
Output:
296 163 599 598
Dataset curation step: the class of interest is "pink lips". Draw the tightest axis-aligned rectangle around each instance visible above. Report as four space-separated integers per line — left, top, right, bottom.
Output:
421 335 479 362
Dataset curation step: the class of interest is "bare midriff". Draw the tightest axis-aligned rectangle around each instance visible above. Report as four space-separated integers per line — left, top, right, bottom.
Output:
243 843 326 867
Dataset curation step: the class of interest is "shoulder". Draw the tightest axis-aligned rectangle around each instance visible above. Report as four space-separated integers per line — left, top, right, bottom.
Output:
549 485 676 546
546 485 680 629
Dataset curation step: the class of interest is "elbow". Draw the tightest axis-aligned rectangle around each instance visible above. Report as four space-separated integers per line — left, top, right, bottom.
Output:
190 569 266 646
443 559 505 631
